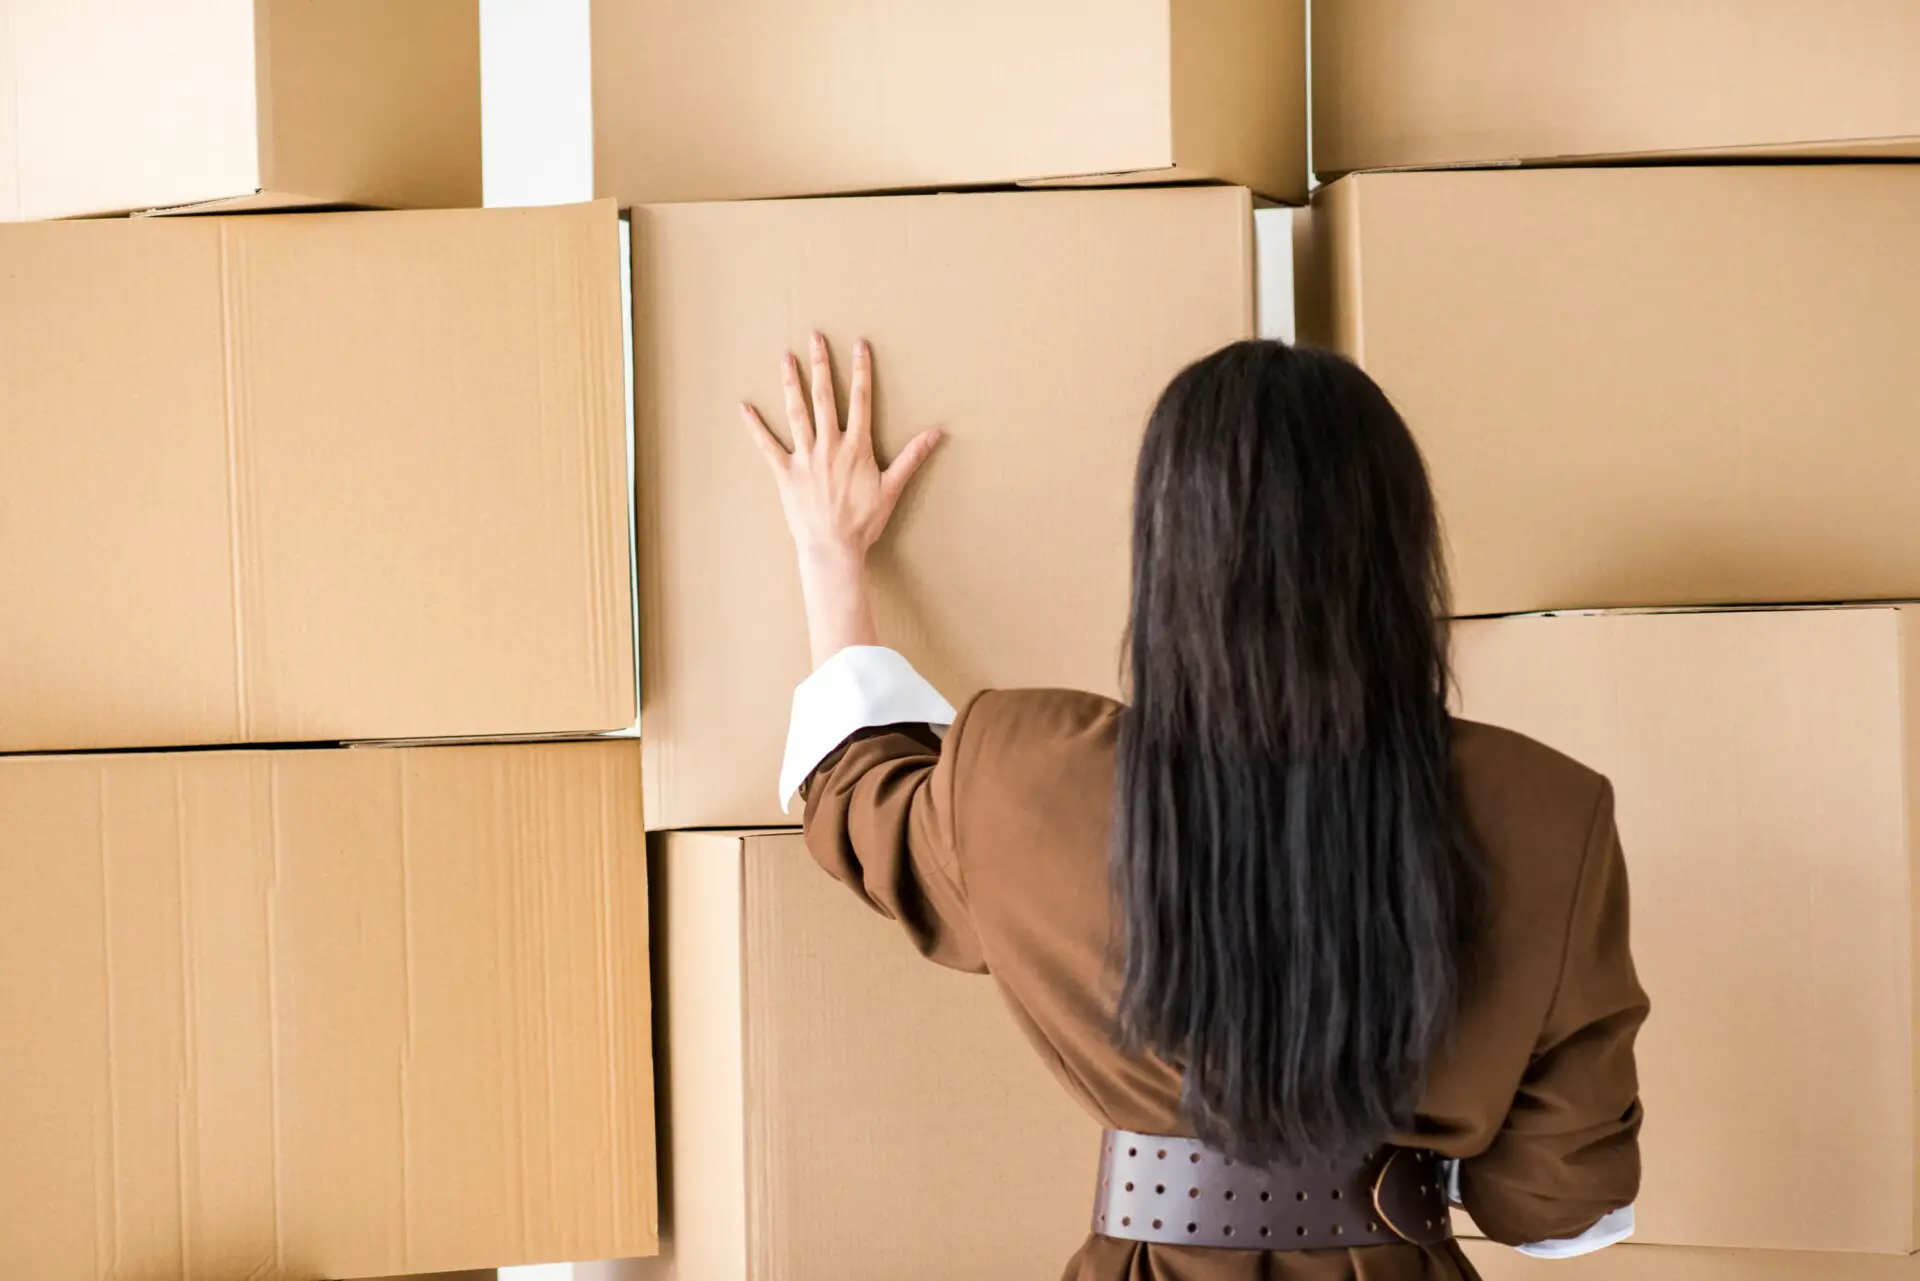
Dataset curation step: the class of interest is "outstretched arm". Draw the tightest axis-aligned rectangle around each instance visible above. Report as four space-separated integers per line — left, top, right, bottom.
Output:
747 334 978 969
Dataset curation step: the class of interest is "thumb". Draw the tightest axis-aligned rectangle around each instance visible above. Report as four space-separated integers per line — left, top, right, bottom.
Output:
740 401 791 477
881 427 944 500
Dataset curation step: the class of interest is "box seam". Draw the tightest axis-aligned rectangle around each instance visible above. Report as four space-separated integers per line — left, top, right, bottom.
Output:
94 762 121 1276
740 850 767 1279
173 767 199 1278
265 758 287 1272
216 223 253 742
1342 177 1365 365
1903 607 1920 1250
397 754 418 1268
1235 186 1257 335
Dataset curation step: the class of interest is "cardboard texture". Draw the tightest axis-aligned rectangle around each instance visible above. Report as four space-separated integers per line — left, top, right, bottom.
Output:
1452 607 1920 1254
1313 0 1920 177
1296 166 1920 617
640 831 1100 1281
591 0 1306 205
1463 1239 1920 1281
633 185 1256 829
0 0 481 221
0 739 658 1280
0 200 634 752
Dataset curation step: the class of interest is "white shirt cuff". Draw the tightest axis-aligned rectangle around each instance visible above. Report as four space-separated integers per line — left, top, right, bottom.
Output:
1445 1160 1634 1258
1514 1204 1636 1258
778 646 957 812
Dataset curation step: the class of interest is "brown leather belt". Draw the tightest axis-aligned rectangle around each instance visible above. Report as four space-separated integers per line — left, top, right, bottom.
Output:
1092 1129 1453 1251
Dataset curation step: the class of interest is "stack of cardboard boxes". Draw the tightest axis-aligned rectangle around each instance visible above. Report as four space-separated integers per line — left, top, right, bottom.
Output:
6 2 1308 1276
2 4 656 1278
619 2 1920 1279
1304 3 1920 1279
605 3 1307 1275
11 1 1920 1279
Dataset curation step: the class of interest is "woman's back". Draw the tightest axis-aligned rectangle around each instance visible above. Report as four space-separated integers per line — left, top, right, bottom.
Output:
748 334 1645 1280
802 688 1644 1280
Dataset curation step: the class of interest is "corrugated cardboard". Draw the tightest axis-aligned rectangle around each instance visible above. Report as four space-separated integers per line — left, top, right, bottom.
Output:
632 185 1256 829
0 200 634 752
0 0 481 221
1312 0 1920 178
1453 606 1920 1254
1464 1239 1920 1281
0 739 658 1280
639 831 1099 1281
591 0 1306 205
1296 166 1920 617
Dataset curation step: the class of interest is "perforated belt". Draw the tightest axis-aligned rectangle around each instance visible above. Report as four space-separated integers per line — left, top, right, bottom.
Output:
1092 1129 1453 1251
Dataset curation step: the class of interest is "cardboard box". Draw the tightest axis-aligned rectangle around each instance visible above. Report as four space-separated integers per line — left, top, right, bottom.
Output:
1463 1239 1920 1281
1296 166 1920 617
641 831 1100 1281
0 739 657 1280
592 0 1306 205
1313 0 1920 178
1453 606 1920 1253
633 185 1258 828
0 200 634 752
1 0 481 221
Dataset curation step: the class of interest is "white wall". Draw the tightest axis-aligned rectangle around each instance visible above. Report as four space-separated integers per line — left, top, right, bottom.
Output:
480 0 594 207
1254 206 1297 343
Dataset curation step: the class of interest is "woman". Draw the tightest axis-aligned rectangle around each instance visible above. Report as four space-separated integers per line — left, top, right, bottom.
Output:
742 335 1647 1281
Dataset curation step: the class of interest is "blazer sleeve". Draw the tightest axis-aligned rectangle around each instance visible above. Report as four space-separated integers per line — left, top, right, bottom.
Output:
799 696 987 975
1459 780 1650 1246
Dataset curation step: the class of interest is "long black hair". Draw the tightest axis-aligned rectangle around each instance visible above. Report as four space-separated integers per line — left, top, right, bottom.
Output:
1114 340 1483 1166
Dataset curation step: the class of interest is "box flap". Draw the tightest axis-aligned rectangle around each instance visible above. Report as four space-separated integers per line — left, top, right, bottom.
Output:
0 201 634 752
1338 136 1920 179
1017 165 1191 189
138 190 364 218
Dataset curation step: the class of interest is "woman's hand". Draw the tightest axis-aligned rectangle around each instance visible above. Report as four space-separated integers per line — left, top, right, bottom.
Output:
743 333 943 666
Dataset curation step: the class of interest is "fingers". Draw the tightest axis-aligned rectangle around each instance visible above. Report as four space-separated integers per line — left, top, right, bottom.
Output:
809 332 839 441
881 426 945 500
781 352 814 450
740 401 789 473
847 339 873 451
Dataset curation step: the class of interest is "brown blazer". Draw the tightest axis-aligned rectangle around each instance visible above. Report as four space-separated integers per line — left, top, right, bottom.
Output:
802 688 1648 1281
